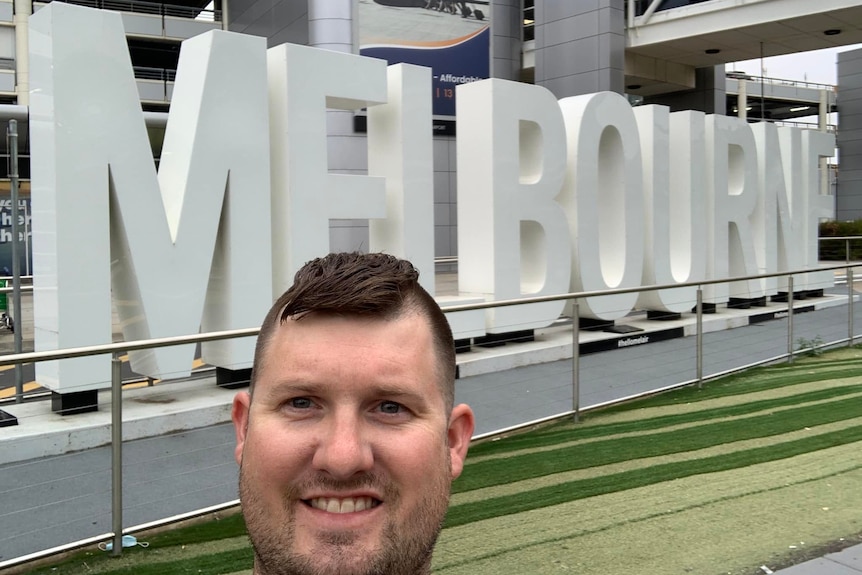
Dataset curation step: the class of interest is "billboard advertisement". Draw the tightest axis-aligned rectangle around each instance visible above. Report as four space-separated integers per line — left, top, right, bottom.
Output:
0 197 31 276
359 0 490 119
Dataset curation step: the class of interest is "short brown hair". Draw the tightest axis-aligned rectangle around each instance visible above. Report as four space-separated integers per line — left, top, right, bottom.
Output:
251 252 456 408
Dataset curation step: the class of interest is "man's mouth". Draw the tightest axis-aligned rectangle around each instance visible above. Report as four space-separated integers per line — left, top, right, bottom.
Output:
306 497 381 514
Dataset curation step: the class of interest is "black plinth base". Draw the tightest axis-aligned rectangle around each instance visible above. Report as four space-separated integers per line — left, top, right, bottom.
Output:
474 329 535 348
806 289 824 298
728 297 753 310
580 317 614 332
646 310 682 321
52 390 98 415
216 367 252 390
454 338 471 354
772 291 808 303
691 302 717 314
604 324 643 334
0 409 18 427
751 296 768 307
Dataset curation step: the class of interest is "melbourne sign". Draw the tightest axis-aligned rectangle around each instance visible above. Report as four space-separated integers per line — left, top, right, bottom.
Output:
29 3 834 394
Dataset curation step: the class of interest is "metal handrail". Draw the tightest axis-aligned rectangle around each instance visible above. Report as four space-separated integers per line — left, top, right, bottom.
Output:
133 66 177 82
727 73 835 93
53 0 222 21
819 236 862 264
0 326 259 367
0 261 854 367
440 261 856 313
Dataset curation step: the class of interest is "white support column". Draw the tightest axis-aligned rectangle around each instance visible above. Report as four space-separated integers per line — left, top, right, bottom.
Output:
14 0 29 105
308 0 354 53
307 0 369 255
738 78 747 121
820 88 830 196
819 88 829 132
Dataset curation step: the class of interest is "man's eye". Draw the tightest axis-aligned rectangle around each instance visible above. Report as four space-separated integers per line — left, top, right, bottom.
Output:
378 401 403 415
288 397 314 409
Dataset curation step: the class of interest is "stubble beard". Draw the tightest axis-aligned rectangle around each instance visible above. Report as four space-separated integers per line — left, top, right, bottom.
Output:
239 466 451 575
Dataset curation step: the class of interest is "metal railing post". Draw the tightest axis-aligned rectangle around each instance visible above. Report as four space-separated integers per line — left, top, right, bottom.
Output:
696 287 703 388
849 267 855 347
7 119 23 402
787 276 795 363
111 351 124 557
572 300 580 423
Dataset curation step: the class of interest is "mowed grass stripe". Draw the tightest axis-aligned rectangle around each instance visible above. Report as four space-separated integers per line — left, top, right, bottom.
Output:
456 392 862 491
445 424 862 527
587 363 862 413
61 547 252 575
466 381 862 460
466 387 862 465
439 440 862 569
435 463 862 575
452 414 862 505
25 526 252 575
573 372 862 428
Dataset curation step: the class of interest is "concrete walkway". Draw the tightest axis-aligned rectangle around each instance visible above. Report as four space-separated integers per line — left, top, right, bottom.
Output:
775 545 862 574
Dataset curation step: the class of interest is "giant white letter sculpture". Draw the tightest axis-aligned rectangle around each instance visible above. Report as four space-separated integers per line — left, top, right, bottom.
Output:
456 79 571 332
30 3 272 392
635 106 706 313
560 92 644 320
367 64 435 294
268 43 388 295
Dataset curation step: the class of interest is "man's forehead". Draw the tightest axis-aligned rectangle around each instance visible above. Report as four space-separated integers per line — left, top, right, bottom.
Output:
254 312 445 398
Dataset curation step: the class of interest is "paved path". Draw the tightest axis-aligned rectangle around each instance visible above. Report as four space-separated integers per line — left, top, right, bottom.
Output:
776 546 862 574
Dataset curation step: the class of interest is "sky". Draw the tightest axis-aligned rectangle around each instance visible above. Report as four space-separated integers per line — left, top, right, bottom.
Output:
725 45 862 131
729 44 862 86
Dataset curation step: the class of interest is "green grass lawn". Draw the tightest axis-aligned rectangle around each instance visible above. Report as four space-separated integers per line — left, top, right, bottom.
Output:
17 348 862 575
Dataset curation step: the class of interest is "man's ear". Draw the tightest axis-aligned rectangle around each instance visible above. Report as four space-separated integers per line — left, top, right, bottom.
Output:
447 403 475 480
232 391 252 466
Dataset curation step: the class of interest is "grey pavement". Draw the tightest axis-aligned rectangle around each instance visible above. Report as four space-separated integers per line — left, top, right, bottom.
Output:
775 545 862 574
1 276 862 571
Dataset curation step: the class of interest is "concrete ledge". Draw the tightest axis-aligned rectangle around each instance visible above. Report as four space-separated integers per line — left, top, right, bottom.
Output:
456 293 853 378
0 377 235 464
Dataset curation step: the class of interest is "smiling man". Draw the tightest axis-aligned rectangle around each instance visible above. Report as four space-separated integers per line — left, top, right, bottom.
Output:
232 252 475 575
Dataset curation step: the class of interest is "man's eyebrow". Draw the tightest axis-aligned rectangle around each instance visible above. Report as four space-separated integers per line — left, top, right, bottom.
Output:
258 380 318 397
372 386 428 400
262 381 431 402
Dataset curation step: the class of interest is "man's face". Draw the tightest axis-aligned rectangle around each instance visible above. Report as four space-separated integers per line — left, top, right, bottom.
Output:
232 312 473 575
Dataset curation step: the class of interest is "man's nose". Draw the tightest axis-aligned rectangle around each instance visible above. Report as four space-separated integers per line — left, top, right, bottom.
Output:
311 411 374 479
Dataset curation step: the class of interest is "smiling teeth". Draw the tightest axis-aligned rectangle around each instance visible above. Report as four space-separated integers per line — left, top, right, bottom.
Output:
310 497 375 514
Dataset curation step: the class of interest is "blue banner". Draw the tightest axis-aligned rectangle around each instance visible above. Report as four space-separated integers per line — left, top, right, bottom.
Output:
360 1 491 118
361 27 490 117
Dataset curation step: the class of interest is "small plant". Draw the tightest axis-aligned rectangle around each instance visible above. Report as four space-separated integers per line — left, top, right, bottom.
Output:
796 335 825 357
